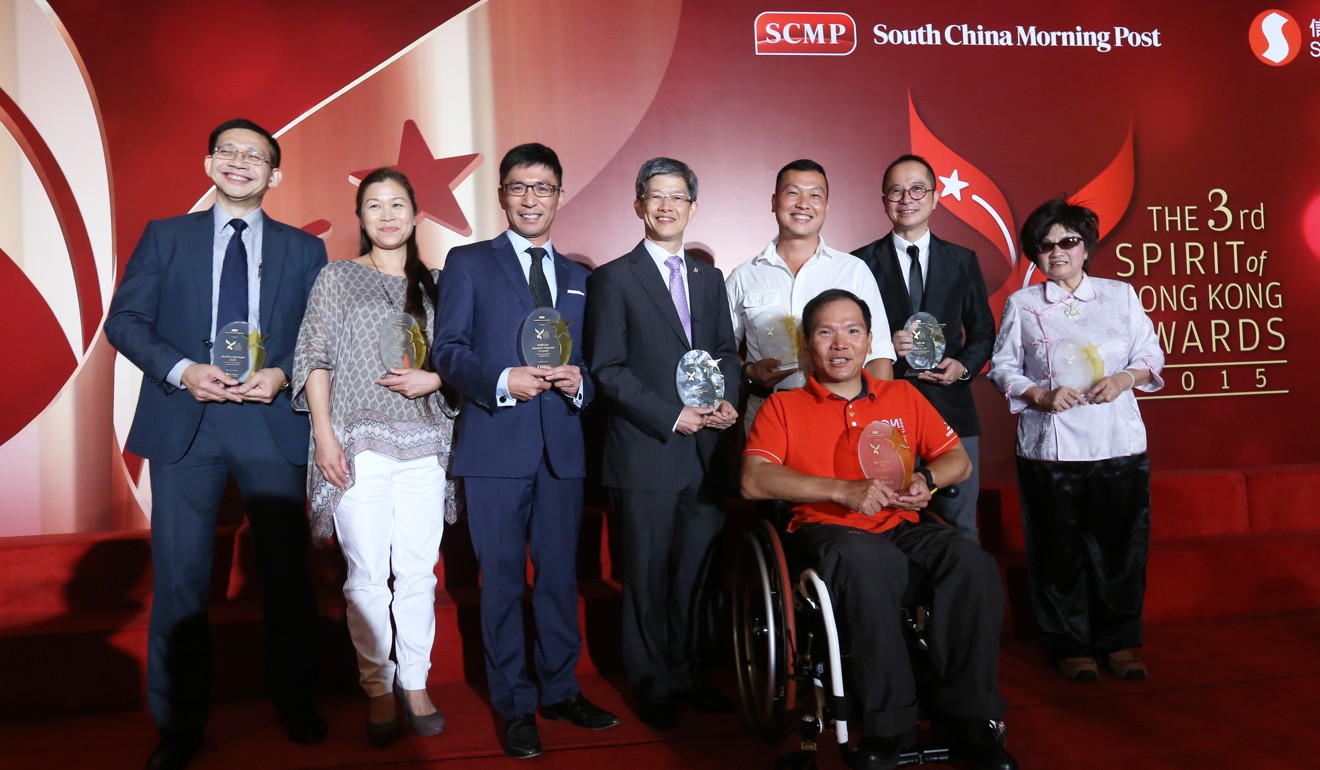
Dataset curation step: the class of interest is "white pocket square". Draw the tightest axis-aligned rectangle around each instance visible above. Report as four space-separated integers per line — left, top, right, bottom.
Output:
567 289 585 296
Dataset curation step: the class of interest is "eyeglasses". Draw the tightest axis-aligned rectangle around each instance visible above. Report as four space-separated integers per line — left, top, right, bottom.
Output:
640 192 692 206
501 181 561 198
1037 236 1086 255
212 145 271 167
884 184 932 202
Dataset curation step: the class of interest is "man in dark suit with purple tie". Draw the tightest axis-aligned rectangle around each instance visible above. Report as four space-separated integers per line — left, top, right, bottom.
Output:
105 119 327 770
584 157 740 729
433 143 619 759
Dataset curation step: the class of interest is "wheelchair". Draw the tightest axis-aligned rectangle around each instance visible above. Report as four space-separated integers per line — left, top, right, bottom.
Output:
732 499 1007 769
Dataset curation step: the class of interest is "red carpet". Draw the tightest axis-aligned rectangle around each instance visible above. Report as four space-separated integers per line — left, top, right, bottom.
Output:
3 612 1317 769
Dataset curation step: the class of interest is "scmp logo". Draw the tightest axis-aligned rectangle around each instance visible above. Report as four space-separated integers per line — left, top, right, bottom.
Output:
755 11 857 56
1249 9 1300 66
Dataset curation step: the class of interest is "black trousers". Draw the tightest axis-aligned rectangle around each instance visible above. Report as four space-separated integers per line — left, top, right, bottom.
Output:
612 477 724 703
1016 453 1151 660
790 520 1006 738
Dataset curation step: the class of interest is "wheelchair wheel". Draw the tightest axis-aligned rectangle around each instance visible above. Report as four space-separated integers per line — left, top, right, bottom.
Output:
732 520 797 741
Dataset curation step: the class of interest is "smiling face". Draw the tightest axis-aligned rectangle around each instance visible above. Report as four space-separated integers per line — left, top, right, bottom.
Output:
1034 223 1089 290
772 170 828 243
358 179 416 253
883 159 938 239
634 172 697 251
203 127 281 215
499 163 562 245
807 297 872 386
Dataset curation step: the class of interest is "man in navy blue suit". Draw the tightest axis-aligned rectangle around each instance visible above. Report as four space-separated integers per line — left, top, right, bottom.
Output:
106 119 327 770
434 143 620 759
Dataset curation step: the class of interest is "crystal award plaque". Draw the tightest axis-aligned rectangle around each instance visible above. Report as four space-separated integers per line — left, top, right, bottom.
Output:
1051 338 1104 392
213 321 266 383
676 349 725 408
760 312 801 373
857 420 914 490
378 312 427 370
518 308 572 367
903 312 946 375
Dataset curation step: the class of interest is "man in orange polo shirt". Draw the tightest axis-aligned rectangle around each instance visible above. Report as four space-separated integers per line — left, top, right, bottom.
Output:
741 289 1015 770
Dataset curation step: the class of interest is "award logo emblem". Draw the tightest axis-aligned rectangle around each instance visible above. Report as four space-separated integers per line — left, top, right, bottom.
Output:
378 312 427 370
1051 338 1104 393
518 308 573 367
676 349 725 408
213 321 267 383
903 311 946 375
857 420 914 490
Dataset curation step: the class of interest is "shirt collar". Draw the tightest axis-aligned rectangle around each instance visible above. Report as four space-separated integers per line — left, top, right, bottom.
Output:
506 229 555 260
804 369 876 403
757 236 834 267
212 205 263 234
892 229 931 256
643 238 685 268
1042 273 1098 304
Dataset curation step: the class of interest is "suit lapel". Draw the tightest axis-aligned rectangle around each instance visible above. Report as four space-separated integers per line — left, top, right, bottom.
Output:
553 250 571 307
922 235 953 319
493 233 534 315
188 211 215 342
626 242 689 348
685 255 708 347
880 235 913 316
259 216 286 331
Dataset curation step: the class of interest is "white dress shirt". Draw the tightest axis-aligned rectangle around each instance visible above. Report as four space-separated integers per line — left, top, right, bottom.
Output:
726 237 896 391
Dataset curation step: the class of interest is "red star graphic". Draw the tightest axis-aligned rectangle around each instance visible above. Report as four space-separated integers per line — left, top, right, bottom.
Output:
351 120 481 236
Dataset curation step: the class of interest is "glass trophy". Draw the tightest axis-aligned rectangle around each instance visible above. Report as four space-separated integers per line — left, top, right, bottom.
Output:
378 312 427 370
213 321 266 383
518 308 572 367
676 349 726 408
857 420 914 490
760 312 801 373
903 312 946 376
1051 338 1104 394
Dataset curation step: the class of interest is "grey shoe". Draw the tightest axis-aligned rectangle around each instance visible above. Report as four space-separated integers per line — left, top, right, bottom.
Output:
397 689 446 736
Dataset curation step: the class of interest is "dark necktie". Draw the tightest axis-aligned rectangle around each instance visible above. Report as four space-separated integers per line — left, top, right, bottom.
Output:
906 243 923 312
217 219 249 326
528 246 552 308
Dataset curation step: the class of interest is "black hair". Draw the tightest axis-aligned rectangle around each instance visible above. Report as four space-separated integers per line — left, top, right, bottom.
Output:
208 118 280 168
1019 197 1100 272
499 143 562 186
802 288 871 336
634 157 698 202
775 158 828 196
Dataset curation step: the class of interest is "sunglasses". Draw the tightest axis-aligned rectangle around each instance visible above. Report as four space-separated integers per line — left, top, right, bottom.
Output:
1037 236 1085 255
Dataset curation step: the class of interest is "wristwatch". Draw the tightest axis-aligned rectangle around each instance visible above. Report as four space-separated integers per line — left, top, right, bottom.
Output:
915 467 935 490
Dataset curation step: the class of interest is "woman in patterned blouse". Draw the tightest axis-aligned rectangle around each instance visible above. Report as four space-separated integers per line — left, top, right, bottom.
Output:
293 168 458 745
988 198 1164 683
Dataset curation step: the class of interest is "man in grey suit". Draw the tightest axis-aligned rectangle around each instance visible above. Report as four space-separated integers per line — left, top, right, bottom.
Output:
852 154 996 542
584 158 739 729
105 118 327 770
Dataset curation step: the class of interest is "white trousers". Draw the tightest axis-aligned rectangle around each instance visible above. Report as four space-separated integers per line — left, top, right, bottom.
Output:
333 450 446 695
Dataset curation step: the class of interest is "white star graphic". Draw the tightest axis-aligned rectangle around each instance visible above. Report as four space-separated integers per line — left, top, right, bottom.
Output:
940 169 970 201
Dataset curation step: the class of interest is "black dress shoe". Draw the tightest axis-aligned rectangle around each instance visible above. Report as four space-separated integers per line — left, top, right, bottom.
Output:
540 692 621 730
635 697 678 730
280 705 328 745
678 684 735 714
932 717 1018 770
847 735 901 770
503 714 543 759
144 734 200 770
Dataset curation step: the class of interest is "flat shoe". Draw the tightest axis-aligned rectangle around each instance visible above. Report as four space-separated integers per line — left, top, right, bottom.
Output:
1056 656 1099 682
1104 649 1148 680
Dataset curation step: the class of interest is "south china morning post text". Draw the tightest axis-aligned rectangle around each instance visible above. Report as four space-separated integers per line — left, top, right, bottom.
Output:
1113 190 1288 400
871 23 1161 52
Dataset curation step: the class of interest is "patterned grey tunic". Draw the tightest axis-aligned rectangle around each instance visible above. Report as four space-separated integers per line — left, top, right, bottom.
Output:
292 260 459 547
